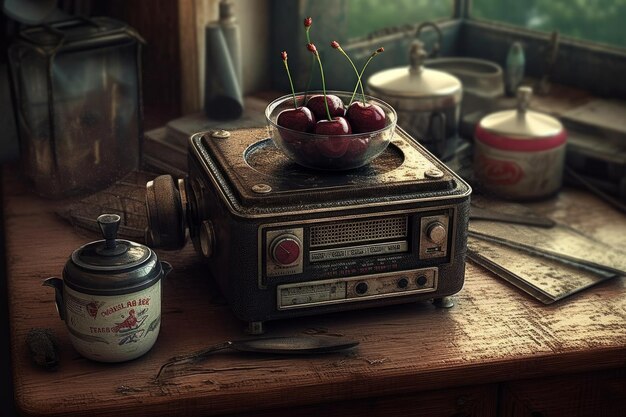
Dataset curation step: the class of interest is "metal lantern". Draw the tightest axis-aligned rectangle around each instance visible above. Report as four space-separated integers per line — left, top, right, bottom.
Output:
8 17 144 198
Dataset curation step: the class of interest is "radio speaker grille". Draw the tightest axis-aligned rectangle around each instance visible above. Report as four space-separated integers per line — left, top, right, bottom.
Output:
309 216 408 247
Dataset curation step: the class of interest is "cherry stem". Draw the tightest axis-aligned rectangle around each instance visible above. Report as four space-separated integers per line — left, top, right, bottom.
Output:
304 27 314 103
349 52 380 106
335 46 366 106
313 51 333 121
282 59 297 109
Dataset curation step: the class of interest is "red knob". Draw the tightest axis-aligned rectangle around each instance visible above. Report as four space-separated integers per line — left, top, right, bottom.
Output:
271 236 301 266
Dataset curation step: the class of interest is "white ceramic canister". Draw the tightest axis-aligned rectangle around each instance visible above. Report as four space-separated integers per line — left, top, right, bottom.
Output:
473 86 567 200
44 214 172 362
366 40 463 160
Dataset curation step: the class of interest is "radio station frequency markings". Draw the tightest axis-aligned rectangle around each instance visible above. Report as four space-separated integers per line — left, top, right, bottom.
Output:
280 282 346 307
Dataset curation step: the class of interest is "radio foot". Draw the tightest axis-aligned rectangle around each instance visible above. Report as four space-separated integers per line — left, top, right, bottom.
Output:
246 321 265 335
433 296 454 308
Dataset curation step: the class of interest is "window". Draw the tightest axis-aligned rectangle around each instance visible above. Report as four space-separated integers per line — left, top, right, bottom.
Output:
345 0 453 40
271 0 626 98
472 0 626 50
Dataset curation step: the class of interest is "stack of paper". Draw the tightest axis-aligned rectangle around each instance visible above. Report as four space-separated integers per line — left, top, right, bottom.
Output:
467 200 624 304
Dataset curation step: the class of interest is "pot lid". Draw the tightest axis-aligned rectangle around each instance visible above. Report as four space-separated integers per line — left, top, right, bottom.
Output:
367 40 461 99
71 214 151 271
478 86 564 138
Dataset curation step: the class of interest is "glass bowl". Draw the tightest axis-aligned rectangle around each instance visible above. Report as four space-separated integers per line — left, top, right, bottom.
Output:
265 91 397 170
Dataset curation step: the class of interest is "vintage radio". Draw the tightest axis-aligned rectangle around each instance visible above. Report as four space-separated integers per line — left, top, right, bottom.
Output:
146 127 471 333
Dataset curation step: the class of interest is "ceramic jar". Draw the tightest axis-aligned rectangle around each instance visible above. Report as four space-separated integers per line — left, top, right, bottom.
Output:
44 214 172 362
473 86 567 200
366 40 462 160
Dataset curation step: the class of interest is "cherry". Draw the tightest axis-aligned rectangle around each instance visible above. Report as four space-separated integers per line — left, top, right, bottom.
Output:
344 137 370 162
277 106 316 133
316 137 350 159
314 116 352 135
314 117 352 158
346 102 386 133
306 94 345 121
277 50 316 132
276 50 317 141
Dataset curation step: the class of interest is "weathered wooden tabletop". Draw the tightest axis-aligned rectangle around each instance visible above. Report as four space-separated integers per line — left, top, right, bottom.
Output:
4 167 625 417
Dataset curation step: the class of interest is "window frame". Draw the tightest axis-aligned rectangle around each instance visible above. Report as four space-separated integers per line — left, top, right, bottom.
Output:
270 0 626 98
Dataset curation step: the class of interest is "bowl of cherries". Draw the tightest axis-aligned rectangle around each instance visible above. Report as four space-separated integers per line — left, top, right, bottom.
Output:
266 20 396 170
266 90 397 170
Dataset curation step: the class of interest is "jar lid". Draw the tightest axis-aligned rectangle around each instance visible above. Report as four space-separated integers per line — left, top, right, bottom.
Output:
367 40 462 99
477 86 564 139
64 214 162 295
72 240 151 271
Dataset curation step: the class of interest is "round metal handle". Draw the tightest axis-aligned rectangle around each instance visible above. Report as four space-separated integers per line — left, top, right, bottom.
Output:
145 175 187 249
199 220 215 258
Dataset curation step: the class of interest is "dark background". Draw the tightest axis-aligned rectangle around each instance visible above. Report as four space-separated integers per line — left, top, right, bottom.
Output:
0 1 188 414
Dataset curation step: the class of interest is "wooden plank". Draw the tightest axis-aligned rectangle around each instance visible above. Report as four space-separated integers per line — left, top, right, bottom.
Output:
178 0 202 114
4 167 626 417
229 384 499 417
499 369 626 417
93 0 183 124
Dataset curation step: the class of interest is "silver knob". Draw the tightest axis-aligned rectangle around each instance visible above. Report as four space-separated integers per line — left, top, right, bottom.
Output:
516 86 533 114
427 222 447 244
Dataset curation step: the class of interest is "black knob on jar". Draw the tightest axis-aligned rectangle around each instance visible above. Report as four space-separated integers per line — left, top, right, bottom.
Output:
96 214 127 256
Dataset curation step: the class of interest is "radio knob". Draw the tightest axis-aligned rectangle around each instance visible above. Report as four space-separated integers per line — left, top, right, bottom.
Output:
427 222 447 244
355 282 368 295
271 236 301 266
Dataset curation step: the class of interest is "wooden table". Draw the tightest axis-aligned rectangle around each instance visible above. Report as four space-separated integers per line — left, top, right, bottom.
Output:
4 167 626 417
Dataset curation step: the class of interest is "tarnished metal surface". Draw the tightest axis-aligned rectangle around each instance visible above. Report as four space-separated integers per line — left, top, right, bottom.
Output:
192 126 468 213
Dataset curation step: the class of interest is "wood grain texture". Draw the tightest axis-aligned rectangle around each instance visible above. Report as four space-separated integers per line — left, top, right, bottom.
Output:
93 0 183 124
499 369 626 417
177 0 201 114
4 167 626 417
229 384 499 417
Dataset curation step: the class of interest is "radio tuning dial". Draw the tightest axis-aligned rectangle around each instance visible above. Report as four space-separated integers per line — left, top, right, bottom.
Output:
427 221 447 244
271 236 301 266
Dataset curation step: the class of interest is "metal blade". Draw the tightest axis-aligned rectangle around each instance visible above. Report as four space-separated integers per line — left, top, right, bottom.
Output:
230 336 359 354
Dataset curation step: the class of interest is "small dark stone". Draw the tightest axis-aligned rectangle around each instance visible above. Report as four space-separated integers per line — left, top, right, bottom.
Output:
26 328 59 370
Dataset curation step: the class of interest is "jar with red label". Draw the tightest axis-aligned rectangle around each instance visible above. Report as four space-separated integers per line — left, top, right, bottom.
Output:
473 86 567 200
44 214 172 362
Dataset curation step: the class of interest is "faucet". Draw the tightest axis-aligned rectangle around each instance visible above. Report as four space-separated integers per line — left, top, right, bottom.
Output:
415 21 442 58
536 31 560 95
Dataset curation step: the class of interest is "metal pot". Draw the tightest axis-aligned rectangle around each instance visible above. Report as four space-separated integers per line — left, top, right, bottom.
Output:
44 214 172 362
366 40 462 159
473 86 567 200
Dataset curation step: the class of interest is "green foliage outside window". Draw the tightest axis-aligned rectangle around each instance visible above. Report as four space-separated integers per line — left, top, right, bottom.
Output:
346 0 452 39
345 0 625 49
472 0 626 49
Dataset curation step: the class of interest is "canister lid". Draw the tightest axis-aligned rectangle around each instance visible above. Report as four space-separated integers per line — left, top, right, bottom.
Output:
477 86 564 139
72 240 151 271
64 214 162 295
367 40 462 99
